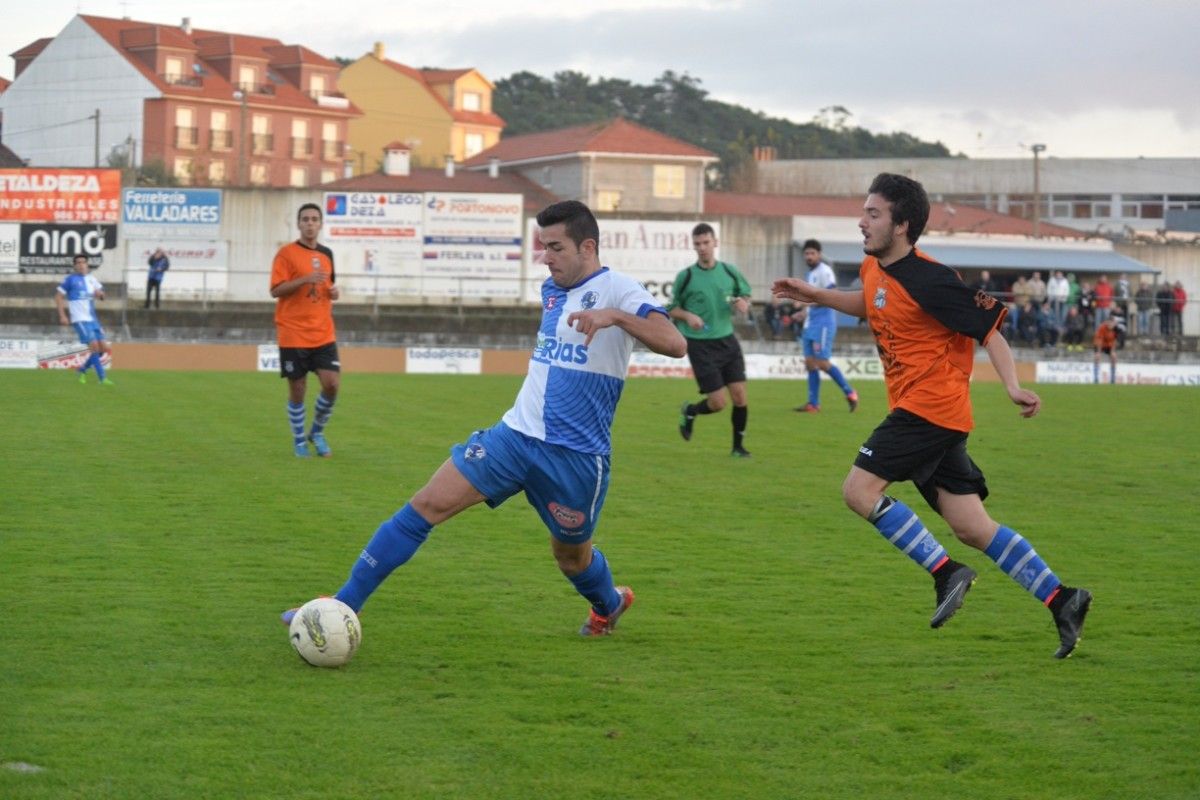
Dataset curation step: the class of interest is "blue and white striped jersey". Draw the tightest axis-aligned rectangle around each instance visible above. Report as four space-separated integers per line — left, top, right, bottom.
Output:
502 267 666 455
57 273 103 323
803 261 838 329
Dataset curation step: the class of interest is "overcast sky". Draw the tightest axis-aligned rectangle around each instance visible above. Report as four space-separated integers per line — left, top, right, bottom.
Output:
4 0 1197 159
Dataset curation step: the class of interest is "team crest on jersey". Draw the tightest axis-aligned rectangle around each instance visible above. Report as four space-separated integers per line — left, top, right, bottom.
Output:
464 443 486 461
873 286 887 309
974 290 998 310
548 502 585 529
311 257 321 269
545 295 558 310
580 290 599 310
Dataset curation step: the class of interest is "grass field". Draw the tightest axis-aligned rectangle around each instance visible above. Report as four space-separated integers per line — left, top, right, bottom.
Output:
2 369 1198 799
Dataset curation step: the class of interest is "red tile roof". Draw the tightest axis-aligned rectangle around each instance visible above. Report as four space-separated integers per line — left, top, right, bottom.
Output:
11 37 52 60
72 15 357 116
377 59 505 129
704 191 1087 238
463 118 716 167
421 68 473 84
323 168 559 213
0 77 11 93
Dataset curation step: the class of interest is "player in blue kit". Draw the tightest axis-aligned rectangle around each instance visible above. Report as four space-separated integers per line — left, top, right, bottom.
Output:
55 254 114 385
796 239 857 413
282 201 687 636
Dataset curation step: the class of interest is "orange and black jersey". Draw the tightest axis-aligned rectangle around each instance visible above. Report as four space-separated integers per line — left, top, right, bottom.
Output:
271 240 337 348
860 248 1007 432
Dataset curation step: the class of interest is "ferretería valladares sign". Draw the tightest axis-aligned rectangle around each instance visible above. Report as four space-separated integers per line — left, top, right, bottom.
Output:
122 188 222 237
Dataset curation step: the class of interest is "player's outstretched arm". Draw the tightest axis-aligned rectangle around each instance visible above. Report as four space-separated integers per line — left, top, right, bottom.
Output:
771 278 866 318
568 309 687 357
984 332 1041 418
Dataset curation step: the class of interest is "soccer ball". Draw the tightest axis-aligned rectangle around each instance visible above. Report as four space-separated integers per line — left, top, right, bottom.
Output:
288 597 362 667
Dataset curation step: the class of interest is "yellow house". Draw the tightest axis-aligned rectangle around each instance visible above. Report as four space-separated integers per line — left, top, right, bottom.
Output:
339 42 504 174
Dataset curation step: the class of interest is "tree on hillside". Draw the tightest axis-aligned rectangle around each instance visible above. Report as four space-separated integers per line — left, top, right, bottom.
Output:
493 70 956 189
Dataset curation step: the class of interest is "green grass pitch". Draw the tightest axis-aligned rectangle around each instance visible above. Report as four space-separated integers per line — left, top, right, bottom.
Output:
1 370 1197 799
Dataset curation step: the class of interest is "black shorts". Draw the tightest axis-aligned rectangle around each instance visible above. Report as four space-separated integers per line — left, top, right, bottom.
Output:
853 408 988 512
279 342 340 379
686 334 746 394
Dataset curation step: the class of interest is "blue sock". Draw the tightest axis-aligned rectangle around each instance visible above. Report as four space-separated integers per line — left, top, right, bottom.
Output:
93 354 106 381
311 392 335 436
566 547 622 616
1093 362 1099 383
80 353 98 375
826 364 853 395
868 497 949 573
287 401 306 446
807 369 821 406
335 503 433 612
984 525 1061 604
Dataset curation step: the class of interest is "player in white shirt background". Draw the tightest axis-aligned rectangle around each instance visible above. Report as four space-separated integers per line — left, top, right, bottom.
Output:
282 200 686 637
55 254 114 385
795 239 857 413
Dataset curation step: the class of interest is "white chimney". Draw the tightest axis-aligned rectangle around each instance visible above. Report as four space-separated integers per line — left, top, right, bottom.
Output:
488 157 500 179
181 17 192 35
383 143 411 177
373 42 385 60
343 159 354 179
444 155 455 178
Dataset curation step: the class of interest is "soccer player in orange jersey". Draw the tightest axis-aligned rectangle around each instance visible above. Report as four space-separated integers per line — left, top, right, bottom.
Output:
773 173 1092 658
1093 317 1118 384
270 203 341 457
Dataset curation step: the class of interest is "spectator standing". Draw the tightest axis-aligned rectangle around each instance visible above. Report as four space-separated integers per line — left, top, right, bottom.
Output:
1093 275 1113 325
1156 282 1175 336
145 247 170 309
1172 282 1187 336
1135 280 1154 337
1028 271 1047 306
973 270 997 295
1066 272 1081 309
1047 270 1070 326
1115 273 1132 316
1062 306 1087 351
1010 275 1030 330
1078 281 1096 331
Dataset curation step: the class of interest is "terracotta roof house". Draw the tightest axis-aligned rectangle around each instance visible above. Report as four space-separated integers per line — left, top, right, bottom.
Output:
462 117 718 214
0 14 360 186
338 43 504 174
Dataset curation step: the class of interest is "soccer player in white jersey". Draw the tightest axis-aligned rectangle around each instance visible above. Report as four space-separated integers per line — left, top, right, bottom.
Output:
55 254 114 385
282 201 686 636
796 239 857 413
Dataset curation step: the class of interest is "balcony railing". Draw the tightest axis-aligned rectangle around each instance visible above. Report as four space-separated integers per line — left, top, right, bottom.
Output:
321 140 343 161
235 81 277 96
290 137 313 159
251 133 274 155
306 89 346 101
161 73 203 87
210 129 233 151
174 126 199 148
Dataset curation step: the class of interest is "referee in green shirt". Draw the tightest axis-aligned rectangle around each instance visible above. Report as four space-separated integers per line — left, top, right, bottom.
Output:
669 222 754 457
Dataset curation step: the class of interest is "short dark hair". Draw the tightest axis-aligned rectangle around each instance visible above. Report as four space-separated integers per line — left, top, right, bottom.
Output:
73 254 88 263
802 238 821 252
868 173 929 244
297 202 323 221
536 201 600 254
692 222 715 238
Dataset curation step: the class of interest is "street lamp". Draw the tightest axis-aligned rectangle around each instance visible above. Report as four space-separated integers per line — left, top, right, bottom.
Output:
1030 143 1046 238
233 90 248 186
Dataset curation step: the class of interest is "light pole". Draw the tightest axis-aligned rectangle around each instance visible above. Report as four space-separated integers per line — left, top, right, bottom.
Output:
1031 143 1046 238
233 90 248 186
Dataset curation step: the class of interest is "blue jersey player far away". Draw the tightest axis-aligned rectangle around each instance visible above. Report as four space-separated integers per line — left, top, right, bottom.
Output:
282 201 687 637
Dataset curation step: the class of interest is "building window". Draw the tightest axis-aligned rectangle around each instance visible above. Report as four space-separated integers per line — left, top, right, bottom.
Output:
238 65 257 91
464 132 484 158
208 160 226 185
310 74 326 97
653 164 686 199
596 190 622 212
174 157 194 185
321 122 340 161
290 166 308 187
210 110 231 150
251 114 272 154
250 163 269 186
320 169 337 184
174 107 197 148
462 91 481 111
165 57 184 83
291 119 311 158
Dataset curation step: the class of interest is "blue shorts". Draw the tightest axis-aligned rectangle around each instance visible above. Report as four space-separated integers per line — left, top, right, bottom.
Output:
72 320 106 345
802 325 835 359
450 421 610 544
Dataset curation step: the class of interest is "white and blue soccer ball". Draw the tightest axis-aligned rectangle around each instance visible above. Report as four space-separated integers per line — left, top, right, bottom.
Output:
288 597 361 667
